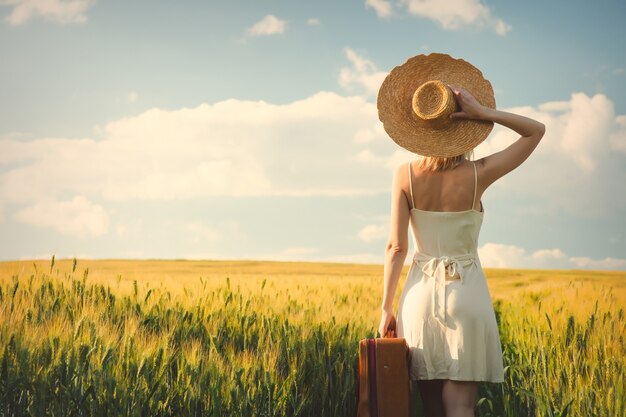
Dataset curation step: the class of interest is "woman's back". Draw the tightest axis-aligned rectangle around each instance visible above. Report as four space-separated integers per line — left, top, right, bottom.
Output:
407 160 484 257
407 159 484 213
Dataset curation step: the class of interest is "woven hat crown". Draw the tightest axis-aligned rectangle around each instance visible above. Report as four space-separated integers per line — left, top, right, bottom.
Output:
412 80 457 128
377 53 496 157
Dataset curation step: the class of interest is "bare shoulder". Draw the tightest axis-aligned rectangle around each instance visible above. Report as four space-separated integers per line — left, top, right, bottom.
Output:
392 161 410 184
392 161 412 204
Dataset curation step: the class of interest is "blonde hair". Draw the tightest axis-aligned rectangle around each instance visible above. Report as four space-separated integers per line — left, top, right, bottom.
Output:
413 149 475 172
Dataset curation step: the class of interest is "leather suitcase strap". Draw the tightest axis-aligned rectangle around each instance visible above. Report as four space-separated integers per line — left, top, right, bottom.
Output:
368 339 379 417
356 340 371 417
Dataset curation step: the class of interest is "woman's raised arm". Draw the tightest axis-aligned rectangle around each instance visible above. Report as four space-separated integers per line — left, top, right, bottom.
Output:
448 84 546 188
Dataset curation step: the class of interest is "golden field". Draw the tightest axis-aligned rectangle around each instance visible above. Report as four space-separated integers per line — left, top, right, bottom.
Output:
0 257 624 416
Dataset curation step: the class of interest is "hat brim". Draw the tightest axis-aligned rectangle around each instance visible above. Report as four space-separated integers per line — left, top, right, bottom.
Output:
377 53 496 157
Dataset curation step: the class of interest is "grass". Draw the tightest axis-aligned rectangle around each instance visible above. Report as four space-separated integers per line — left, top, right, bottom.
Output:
0 257 624 416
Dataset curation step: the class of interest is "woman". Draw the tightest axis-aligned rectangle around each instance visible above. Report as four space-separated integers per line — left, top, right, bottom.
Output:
376 54 545 417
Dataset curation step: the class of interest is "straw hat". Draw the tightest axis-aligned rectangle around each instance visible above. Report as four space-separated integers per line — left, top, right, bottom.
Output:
377 53 496 157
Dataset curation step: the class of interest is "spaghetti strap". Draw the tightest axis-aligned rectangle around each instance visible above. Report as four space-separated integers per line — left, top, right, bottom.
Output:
471 161 477 211
408 161 415 209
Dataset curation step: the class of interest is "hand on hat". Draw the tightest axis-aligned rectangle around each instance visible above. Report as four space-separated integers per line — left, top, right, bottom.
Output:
447 84 488 121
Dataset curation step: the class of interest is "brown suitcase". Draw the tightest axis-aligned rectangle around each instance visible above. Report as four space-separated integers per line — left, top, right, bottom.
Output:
354 315 412 417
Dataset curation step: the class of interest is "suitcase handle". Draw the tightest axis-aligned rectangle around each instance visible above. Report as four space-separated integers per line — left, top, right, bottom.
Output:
383 315 412 368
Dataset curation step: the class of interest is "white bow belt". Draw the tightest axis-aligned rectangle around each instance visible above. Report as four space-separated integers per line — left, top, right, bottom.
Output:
412 251 478 328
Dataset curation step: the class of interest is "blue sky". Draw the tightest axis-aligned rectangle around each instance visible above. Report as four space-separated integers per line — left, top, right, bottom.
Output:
1 0 625 270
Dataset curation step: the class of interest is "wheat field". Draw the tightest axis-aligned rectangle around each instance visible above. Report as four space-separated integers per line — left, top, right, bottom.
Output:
0 257 624 416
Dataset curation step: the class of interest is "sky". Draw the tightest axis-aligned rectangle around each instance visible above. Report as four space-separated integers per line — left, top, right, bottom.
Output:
0 0 625 270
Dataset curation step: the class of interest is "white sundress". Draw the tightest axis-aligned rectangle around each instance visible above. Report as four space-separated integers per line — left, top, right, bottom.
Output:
397 160 505 383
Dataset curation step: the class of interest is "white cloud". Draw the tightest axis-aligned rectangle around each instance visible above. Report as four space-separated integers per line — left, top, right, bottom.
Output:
560 93 616 173
365 0 394 18
247 14 286 36
338 47 388 96
478 242 626 271
14 195 109 238
538 100 570 112
494 18 512 36
306 17 321 25
2 91 624 222
472 92 626 217
358 223 388 242
609 115 626 153
393 0 511 36
0 91 392 207
0 0 95 25
532 248 567 260
568 256 626 270
7 47 621 221
353 125 384 144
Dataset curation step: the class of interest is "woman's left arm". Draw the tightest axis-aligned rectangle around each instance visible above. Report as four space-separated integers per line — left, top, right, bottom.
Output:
381 164 410 313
